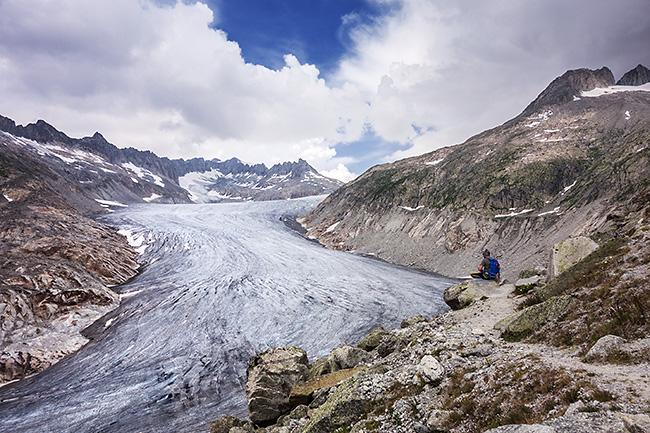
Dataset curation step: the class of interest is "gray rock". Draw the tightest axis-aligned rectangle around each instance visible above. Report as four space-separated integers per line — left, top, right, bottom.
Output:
229 427 255 433
426 409 452 432
209 415 248 433
303 371 374 433
487 411 639 433
616 64 650 86
308 387 330 409
486 425 554 432
549 237 598 279
246 346 309 426
616 412 650 432
515 275 543 292
288 404 309 420
444 280 497 310
418 355 444 383
327 344 371 371
584 334 627 362
401 315 427 328
356 327 388 351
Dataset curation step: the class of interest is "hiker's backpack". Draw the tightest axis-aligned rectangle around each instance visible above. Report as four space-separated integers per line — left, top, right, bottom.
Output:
483 258 500 280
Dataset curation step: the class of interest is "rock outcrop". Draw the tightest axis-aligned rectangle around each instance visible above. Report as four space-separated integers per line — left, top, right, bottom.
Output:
0 136 139 383
494 295 574 337
519 67 615 118
549 237 598 279
245 346 310 426
616 64 650 86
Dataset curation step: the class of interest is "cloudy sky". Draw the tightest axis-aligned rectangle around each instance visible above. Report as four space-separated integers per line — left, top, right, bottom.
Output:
0 0 648 181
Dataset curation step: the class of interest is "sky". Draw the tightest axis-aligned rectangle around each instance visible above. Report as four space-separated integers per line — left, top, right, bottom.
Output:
0 1 648 182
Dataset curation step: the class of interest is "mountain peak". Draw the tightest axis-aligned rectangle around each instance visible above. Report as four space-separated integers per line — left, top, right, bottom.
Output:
616 64 650 86
519 67 614 118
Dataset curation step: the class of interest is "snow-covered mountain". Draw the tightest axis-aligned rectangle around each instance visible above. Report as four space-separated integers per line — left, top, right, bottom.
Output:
0 116 342 207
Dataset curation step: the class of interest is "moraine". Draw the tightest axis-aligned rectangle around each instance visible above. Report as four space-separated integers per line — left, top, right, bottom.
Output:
0 197 454 433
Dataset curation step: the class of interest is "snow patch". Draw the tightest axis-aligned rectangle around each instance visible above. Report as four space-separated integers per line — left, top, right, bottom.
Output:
425 158 445 165
143 193 162 202
96 199 128 208
3 194 13 202
495 209 533 218
325 222 341 233
581 83 650 98
117 229 148 255
400 205 424 212
538 207 561 217
562 180 577 195
625 111 631 120
122 163 165 187
178 169 226 203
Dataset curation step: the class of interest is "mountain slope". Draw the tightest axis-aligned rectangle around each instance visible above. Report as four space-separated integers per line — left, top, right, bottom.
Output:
0 135 139 382
300 66 650 280
0 116 342 206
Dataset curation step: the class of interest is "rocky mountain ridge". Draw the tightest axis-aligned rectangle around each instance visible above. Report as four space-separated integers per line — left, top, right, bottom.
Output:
0 136 139 382
0 115 342 206
299 65 650 281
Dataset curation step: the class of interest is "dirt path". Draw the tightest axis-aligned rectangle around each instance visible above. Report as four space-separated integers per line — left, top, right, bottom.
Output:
444 281 650 413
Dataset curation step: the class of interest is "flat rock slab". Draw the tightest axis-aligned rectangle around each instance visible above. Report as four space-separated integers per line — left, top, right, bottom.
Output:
444 280 499 310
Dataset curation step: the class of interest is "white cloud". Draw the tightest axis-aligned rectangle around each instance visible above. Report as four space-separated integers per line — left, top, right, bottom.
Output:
321 163 358 183
335 0 650 161
0 0 368 176
0 0 647 179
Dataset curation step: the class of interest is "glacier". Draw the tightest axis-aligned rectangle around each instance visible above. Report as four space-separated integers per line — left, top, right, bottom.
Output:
0 197 455 433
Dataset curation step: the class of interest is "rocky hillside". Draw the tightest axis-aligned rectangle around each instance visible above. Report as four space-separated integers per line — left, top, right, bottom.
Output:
0 116 342 206
299 65 650 281
0 134 139 383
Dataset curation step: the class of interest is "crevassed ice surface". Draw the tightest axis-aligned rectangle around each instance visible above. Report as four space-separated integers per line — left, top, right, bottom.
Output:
0 197 455 433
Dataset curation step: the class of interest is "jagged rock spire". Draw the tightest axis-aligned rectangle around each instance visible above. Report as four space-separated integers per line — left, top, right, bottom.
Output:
616 64 650 86
519 67 615 118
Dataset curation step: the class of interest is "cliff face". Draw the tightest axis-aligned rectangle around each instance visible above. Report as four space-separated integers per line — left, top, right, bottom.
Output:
0 136 139 382
300 66 650 280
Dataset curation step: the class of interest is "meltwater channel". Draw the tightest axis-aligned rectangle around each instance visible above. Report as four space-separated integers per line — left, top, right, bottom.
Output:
0 197 455 432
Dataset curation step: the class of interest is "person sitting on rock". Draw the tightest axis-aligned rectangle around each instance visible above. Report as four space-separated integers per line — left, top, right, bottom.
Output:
471 249 495 279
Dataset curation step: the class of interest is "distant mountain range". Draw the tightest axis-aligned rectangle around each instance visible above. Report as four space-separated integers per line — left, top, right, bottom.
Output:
0 115 342 208
300 64 650 280
0 112 341 382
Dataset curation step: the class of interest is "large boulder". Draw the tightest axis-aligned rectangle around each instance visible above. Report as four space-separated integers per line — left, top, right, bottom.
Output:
303 371 376 433
515 275 544 294
549 237 598 279
356 327 388 351
418 355 444 384
583 335 627 362
246 346 309 426
327 344 371 371
444 280 498 310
